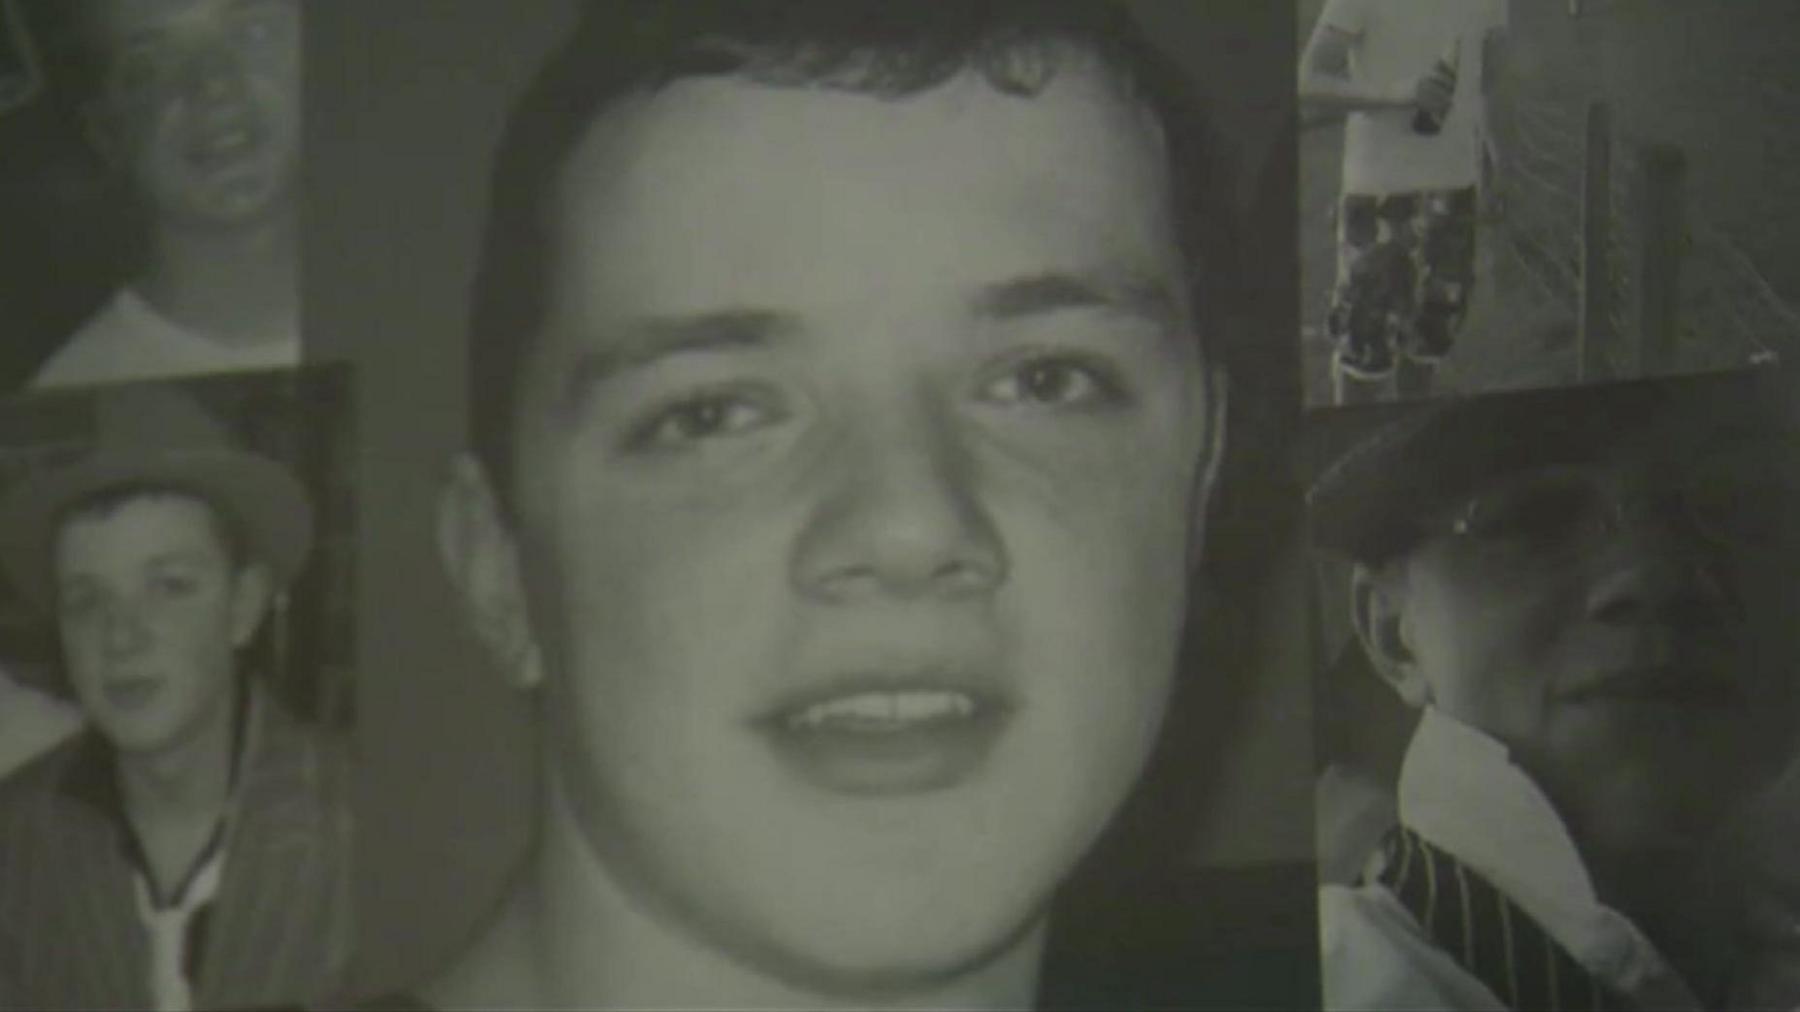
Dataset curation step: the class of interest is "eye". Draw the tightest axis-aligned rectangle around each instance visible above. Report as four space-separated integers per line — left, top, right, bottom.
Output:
232 9 283 47
149 572 200 598
626 388 785 452
58 589 100 620
981 354 1124 410
1451 474 1597 549
110 45 171 93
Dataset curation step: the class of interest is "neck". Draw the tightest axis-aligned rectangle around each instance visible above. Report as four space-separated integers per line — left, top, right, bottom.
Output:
428 765 1046 1011
116 680 239 829
136 208 298 347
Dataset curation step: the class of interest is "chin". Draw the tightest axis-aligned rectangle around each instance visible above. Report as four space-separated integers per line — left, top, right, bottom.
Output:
738 895 1046 1001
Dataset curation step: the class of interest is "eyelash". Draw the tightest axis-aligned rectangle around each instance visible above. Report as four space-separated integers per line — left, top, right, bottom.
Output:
979 352 1131 410
616 350 1130 453
623 385 787 452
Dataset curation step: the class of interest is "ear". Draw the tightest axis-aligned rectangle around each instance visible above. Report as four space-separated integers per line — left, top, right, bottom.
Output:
228 563 276 649
437 454 543 691
1349 561 1431 708
1185 361 1229 567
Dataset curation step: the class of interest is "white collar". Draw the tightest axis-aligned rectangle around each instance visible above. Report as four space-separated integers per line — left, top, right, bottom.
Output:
1397 707 1703 1006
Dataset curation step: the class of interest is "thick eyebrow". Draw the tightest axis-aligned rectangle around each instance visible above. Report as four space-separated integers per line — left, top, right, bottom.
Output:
57 550 209 592
970 270 1182 330
555 309 797 418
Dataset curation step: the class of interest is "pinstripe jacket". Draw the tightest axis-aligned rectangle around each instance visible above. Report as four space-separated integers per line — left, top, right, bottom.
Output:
0 685 350 1011
1322 708 1703 1011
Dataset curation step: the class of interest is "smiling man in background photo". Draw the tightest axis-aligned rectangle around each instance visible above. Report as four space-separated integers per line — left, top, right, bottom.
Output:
1311 372 1800 1010
28 0 300 388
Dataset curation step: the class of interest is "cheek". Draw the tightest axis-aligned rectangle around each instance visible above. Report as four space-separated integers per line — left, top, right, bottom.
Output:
57 620 106 691
530 482 792 748
1408 567 1577 722
993 447 1194 763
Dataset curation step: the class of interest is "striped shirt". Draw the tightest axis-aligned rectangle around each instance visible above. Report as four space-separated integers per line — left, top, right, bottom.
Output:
1322 707 1703 1010
0 684 350 1010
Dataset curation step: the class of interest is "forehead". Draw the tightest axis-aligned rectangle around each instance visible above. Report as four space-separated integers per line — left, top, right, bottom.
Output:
542 57 1183 329
55 493 226 568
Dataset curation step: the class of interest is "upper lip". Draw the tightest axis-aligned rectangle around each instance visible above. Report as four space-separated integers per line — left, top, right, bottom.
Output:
751 663 1014 731
186 116 261 158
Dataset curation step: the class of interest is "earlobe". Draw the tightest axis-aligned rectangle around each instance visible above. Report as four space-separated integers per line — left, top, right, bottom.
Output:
1349 563 1431 708
437 454 543 691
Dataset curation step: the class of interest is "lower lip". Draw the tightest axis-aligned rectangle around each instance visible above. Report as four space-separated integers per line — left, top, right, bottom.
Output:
758 708 1009 797
102 679 160 711
189 132 263 169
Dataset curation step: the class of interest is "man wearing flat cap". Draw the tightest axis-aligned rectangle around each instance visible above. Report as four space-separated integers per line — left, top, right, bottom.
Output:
0 383 347 1011
1311 371 1800 1010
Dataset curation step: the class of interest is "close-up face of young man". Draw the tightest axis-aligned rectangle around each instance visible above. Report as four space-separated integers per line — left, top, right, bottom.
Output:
82 0 301 229
54 491 269 757
459 47 1222 992
1356 388 1800 862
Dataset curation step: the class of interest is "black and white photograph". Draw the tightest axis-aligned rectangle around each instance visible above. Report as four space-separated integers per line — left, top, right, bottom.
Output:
1307 366 1800 1009
308 1 1316 1009
1300 0 1800 407
1 0 1797 1009
0 0 300 390
0 364 354 1009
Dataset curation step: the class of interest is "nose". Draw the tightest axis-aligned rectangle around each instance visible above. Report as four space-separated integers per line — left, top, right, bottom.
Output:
792 400 1007 604
100 600 153 659
1584 503 1742 628
178 37 249 106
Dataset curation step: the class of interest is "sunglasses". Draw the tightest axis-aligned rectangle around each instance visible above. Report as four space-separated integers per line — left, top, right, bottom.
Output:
1436 454 1800 561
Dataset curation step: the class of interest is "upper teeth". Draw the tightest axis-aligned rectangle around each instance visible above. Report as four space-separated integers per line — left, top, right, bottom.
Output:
787 690 976 730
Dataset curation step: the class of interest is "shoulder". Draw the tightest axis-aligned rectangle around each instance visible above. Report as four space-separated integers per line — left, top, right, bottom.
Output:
236 691 353 848
30 291 144 388
0 733 86 821
1321 883 1506 1011
0 735 104 906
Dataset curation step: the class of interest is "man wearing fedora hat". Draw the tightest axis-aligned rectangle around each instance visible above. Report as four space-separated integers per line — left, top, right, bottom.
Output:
0 383 347 1010
1311 371 1800 1010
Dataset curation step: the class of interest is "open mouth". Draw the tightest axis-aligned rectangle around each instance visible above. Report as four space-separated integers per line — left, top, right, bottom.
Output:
101 676 161 711
185 120 266 173
756 678 1012 797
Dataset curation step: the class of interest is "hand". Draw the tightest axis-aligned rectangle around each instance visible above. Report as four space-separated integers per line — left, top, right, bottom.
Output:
1411 64 1456 120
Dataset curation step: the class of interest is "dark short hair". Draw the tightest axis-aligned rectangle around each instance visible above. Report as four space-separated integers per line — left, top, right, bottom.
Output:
467 0 1241 509
52 482 249 577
